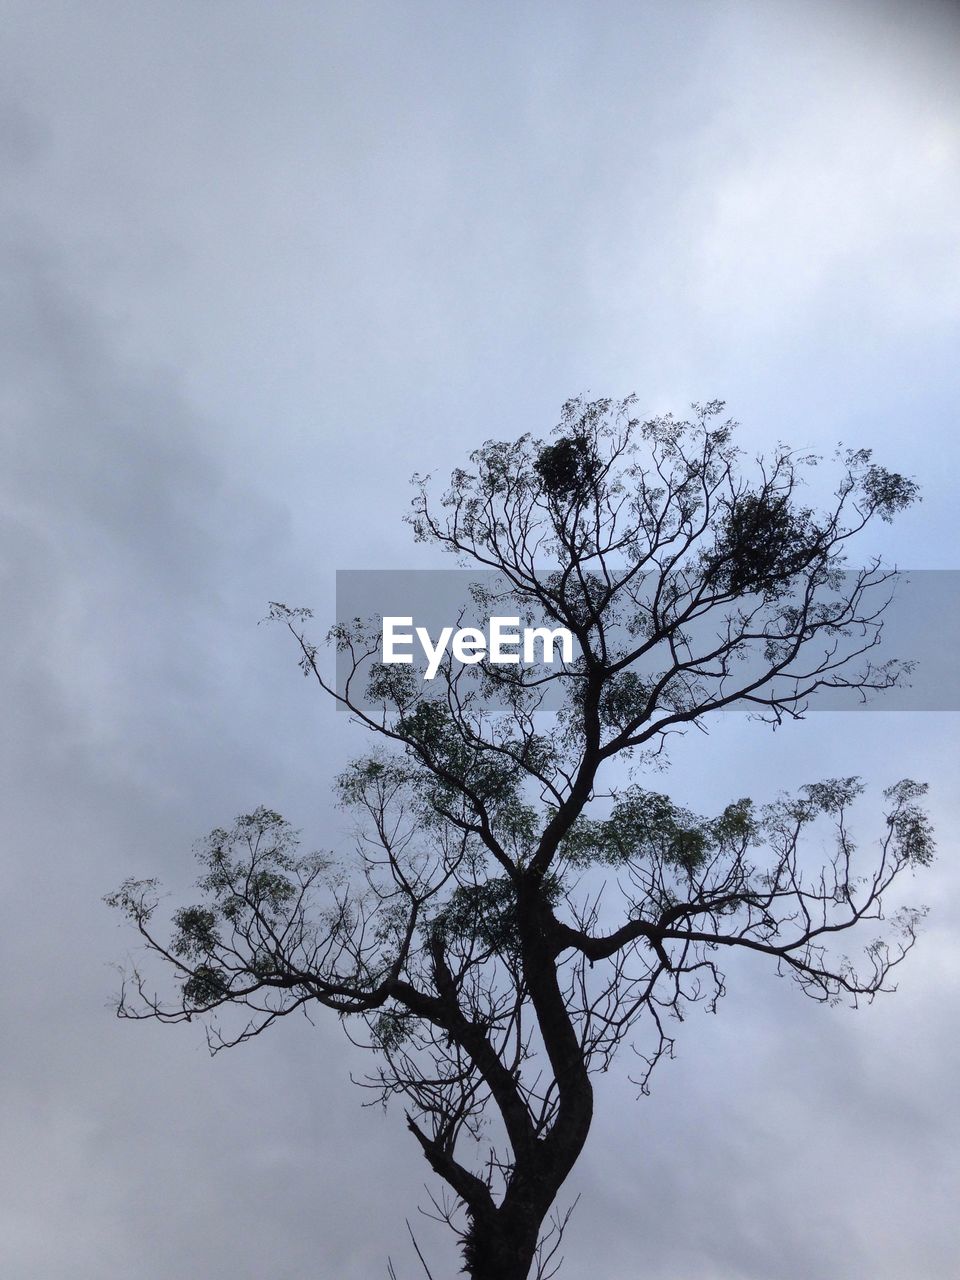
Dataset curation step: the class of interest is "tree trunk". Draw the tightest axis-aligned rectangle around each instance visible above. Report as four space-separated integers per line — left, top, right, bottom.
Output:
463 1166 572 1280
463 1214 540 1280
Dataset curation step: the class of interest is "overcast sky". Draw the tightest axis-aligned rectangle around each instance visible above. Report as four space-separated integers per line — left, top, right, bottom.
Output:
2 2 959 1277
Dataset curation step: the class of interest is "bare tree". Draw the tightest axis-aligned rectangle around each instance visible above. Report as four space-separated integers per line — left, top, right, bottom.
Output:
108 397 933 1280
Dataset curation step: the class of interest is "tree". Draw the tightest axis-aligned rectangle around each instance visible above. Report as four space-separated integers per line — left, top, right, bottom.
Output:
107 397 933 1280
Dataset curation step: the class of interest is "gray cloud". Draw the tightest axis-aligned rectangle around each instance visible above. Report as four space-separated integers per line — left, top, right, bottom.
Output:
1 2 958 1277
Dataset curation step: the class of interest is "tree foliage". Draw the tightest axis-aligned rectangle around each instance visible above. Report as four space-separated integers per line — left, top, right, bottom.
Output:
108 397 931 1280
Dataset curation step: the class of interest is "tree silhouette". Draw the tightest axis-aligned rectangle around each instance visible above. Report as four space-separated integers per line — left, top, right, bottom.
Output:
108 397 933 1280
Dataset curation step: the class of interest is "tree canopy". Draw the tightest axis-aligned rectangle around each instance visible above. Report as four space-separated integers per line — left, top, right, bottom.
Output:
108 397 931 1280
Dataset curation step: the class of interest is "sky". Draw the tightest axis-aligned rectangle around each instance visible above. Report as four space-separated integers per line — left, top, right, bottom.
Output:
1 1 959 1276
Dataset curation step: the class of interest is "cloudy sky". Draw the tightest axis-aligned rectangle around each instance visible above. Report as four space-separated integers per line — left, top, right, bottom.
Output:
2 2 959 1277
